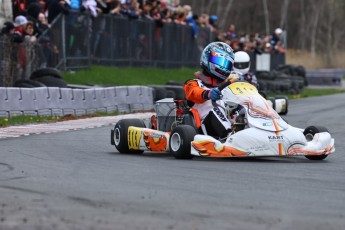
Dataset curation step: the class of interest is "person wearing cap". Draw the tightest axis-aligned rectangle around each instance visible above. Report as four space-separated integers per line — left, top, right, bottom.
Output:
1 21 15 35
13 15 28 43
270 28 285 53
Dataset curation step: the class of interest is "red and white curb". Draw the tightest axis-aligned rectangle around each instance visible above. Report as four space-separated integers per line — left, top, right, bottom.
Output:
0 113 154 139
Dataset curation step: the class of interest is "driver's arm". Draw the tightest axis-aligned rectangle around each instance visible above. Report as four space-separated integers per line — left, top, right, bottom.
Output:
184 80 209 104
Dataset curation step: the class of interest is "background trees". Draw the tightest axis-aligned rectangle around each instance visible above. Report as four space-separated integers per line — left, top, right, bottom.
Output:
182 0 345 68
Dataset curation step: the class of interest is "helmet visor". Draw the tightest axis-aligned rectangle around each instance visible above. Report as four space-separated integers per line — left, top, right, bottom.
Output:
209 51 233 71
234 62 250 70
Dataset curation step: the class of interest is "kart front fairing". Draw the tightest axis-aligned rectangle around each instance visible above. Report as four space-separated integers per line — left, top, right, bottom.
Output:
190 82 335 157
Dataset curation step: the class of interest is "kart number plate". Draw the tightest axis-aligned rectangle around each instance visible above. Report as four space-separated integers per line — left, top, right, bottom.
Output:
128 127 142 150
229 82 258 95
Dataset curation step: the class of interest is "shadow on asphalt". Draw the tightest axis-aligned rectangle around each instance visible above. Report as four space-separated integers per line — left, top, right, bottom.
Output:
106 151 329 163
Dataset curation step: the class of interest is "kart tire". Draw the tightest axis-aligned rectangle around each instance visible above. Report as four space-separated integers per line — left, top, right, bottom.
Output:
152 86 167 101
166 90 176 98
113 119 146 154
30 68 62 80
169 125 197 159
34 76 68 88
13 79 46 88
267 97 276 110
303 126 329 160
275 96 289 115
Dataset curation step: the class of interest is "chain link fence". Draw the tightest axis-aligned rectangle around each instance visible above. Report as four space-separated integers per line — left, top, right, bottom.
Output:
0 35 48 87
1 12 289 88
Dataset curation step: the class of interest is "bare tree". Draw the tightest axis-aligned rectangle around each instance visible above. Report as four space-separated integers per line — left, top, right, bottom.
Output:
280 0 289 29
262 0 270 35
310 0 323 57
299 0 306 50
220 0 234 30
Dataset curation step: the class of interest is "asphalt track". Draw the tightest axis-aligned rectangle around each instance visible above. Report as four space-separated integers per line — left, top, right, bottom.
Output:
1 94 345 230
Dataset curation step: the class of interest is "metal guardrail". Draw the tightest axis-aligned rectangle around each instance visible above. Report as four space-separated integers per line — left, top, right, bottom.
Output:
306 69 345 86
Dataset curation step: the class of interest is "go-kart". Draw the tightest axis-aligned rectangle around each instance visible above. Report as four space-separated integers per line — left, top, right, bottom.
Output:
111 80 334 160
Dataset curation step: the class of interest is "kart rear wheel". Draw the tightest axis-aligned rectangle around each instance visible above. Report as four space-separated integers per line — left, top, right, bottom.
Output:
275 96 289 115
114 119 145 154
303 126 329 160
169 125 197 159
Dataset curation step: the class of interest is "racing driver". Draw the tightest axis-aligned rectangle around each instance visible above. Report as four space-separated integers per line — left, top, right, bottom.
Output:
184 42 239 139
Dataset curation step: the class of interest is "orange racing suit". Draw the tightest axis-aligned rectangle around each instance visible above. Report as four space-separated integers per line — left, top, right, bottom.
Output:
184 71 232 138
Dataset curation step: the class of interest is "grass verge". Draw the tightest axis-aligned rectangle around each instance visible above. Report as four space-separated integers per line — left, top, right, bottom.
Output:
63 66 195 86
0 112 119 128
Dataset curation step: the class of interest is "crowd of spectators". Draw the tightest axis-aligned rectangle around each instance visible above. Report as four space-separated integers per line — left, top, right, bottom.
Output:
1 0 286 67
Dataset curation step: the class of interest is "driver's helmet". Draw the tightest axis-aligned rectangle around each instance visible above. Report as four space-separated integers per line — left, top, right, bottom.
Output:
200 42 235 80
234 51 250 75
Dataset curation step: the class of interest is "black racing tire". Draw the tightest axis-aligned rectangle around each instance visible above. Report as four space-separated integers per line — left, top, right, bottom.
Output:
267 97 276 110
13 79 46 88
165 85 185 100
113 119 146 154
34 76 68 88
166 90 176 98
169 125 197 159
152 86 167 102
275 95 289 115
303 126 329 160
30 68 62 80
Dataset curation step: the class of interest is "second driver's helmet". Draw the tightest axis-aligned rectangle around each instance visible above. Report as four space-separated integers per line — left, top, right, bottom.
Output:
234 51 250 75
200 42 235 80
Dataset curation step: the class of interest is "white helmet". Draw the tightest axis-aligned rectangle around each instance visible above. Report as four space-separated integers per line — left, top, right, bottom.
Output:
234 51 250 75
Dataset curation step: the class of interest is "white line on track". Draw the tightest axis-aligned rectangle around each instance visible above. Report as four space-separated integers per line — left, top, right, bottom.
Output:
0 112 154 139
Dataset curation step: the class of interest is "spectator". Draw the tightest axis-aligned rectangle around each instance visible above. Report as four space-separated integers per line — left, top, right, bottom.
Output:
108 0 121 15
38 12 50 30
47 0 70 23
186 13 199 39
209 15 218 31
270 28 285 53
224 23 237 41
13 15 28 43
70 0 83 11
23 21 37 42
120 0 140 19
26 1 43 37
1 21 15 35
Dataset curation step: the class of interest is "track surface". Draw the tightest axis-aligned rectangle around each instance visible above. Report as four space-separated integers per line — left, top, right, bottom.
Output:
1 94 345 230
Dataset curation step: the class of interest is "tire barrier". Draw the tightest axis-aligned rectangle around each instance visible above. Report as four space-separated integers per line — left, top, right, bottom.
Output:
150 84 185 102
0 86 154 118
306 69 344 86
256 65 307 94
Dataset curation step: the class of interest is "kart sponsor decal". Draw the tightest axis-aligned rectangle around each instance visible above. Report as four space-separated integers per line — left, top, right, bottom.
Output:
263 122 273 126
143 130 168 151
128 127 143 150
268 135 284 142
272 119 284 156
247 145 271 152
242 96 279 120
192 140 247 157
229 82 258 95
213 107 227 122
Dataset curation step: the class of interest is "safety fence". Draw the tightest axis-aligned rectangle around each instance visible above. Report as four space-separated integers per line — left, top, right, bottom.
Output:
0 86 153 118
53 12 213 70
0 36 48 87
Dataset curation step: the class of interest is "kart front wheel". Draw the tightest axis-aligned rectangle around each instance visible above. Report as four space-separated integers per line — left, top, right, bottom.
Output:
169 125 197 159
113 119 145 154
303 126 329 160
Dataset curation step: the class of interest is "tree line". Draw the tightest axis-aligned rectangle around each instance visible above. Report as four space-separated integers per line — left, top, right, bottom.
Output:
183 0 345 67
